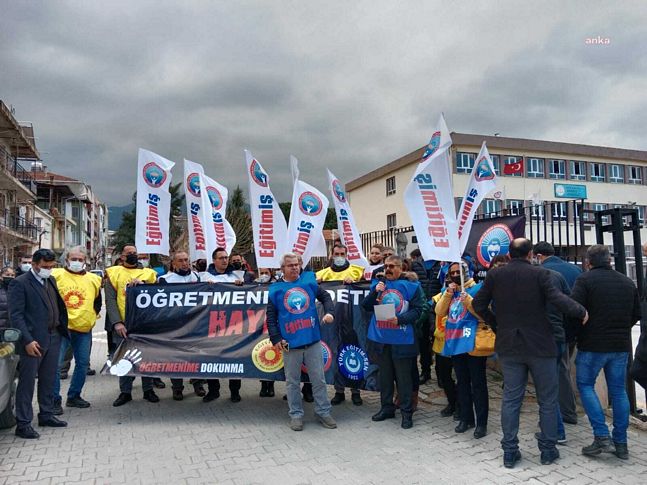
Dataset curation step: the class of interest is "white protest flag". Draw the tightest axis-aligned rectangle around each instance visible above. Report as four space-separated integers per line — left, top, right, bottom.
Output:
286 156 330 267
200 173 237 256
135 148 175 255
457 142 498 254
183 159 209 261
403 114 461 262
327 169 368 267
244 150 288 268
291 156 328 257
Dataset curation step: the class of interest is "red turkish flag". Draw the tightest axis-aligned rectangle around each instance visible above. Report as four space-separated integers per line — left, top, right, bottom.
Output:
503 158 524 175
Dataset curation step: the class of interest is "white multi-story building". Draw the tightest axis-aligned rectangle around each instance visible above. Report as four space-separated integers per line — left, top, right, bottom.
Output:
347 132 647 256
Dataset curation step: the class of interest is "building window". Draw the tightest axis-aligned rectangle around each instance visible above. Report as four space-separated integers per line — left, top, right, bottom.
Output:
527 158 545 178
552 202 567 220
483 199 501 218
456 152 475 173
386 176 396 196
507 199 524 216
386 213 397 229
503 156 523 177
609 164 624 183
531 203 544 219
490 155 500 175
638 206 645 223
569 160 586 180
548 159 566 179
593 203 609 224
589 162 606 182
628 166 643 184
71 206 80 219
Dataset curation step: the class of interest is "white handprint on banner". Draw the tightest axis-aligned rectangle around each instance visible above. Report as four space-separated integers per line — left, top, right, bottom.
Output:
106 348 143 376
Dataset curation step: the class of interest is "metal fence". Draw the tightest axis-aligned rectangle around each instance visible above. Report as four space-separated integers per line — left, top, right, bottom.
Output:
0 208 38 241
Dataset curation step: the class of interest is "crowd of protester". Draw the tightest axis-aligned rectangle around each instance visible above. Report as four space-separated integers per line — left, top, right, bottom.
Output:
1 239 646 469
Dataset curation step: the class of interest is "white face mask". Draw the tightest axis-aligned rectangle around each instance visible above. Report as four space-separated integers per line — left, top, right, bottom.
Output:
139 259 150 268
333 256 347 267
38 268 52 279
258 274 270 283
21 263 32 272
68 261 85 273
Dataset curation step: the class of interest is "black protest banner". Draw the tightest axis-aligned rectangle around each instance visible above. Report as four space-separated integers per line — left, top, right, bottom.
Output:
464 214 526 276
103 281 384 390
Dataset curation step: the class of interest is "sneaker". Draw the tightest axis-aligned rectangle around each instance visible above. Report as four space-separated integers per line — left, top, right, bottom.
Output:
503 450 521 469
613 442 629 460
289 417 304 431
540 448 560 465
143 389 160 403
316 414 337 429
534 432 567 445
582 436 612 456
66 396 91 408
330 392 346 405
172 389 184 401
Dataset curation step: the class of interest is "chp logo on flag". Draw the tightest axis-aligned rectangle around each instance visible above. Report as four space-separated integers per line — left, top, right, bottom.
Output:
332 179 346 203
422 131 442 161
283 288 310 314
476 223 513 267
249 159 268 187
186 173 201 197
143 162 167 188
298 191 323 216
206 186 224 211
337 344 369 381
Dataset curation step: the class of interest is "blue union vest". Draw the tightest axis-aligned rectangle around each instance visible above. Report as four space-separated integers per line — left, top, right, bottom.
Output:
442 282 482 356
269 272 321 348
367 279 420 345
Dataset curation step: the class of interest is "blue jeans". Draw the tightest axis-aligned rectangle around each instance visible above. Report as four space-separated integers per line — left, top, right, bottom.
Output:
576 351 630 444
53 330 92 399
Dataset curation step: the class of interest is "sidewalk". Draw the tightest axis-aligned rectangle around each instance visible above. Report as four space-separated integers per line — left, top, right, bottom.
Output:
1 328 646 484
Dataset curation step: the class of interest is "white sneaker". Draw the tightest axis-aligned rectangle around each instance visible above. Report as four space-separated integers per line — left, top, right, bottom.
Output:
289 418 304 431
316 414 337 429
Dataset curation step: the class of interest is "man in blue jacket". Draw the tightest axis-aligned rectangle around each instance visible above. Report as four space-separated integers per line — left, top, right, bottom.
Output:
267 252 336 432
363 255 424 429
8 249 69 439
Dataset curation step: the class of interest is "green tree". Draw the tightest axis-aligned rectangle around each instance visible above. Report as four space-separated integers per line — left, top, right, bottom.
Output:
110 182 185 258
226 185 253 254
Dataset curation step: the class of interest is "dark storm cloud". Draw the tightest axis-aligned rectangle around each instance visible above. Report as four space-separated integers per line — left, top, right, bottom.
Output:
1 1 646 206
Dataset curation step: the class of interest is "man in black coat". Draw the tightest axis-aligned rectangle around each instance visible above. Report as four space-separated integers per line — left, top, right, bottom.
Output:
571 244 642 460
473 238 587 469
8 249 70 439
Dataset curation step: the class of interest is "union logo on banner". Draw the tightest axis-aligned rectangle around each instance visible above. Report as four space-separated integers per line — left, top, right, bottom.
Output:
283 288 310 314
474 156 495 182
381 289 404 313
249 159 268 187
477 223 513 267
337 344 369 381
298 191 323 216
332 179 346 203
142 162 167 188
421 131 441 162
186 173 201 197
206 186 224 211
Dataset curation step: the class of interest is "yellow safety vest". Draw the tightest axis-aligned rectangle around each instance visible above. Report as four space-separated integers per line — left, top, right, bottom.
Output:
52 268 102 333
106 266 157 321
316 264 364 282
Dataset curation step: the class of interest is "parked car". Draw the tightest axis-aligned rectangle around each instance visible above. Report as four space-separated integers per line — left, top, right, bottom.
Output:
0 327 21 429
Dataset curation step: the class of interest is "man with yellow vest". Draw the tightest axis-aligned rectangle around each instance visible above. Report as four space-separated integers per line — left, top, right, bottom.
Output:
51 246 102 410
316 243 365 406
106 244 159 407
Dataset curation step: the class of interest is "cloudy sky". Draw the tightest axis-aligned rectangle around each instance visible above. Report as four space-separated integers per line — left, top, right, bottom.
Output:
1 1 645 206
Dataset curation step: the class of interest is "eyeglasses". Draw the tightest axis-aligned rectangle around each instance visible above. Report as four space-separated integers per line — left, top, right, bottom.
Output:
384 264 401 269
